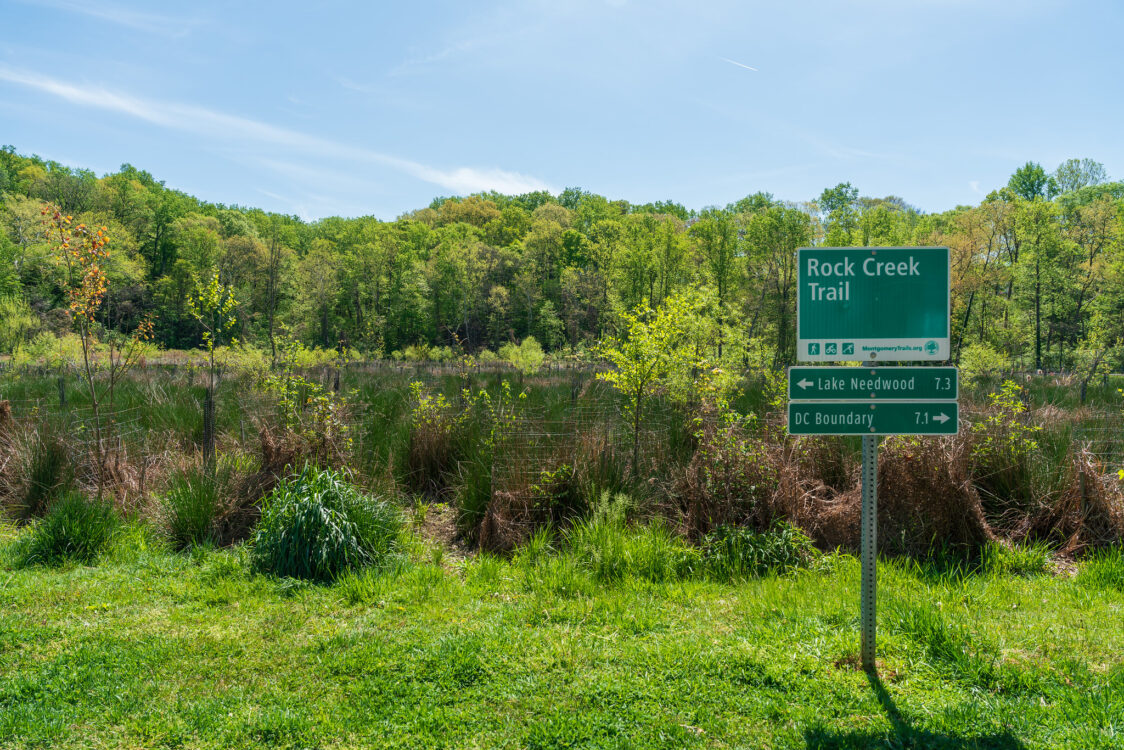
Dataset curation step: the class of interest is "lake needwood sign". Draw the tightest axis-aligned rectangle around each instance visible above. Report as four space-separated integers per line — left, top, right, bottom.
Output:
797 246 950 362
787 366 958 401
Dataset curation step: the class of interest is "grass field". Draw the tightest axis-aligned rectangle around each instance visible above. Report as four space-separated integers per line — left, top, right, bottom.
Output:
2 519 1122 750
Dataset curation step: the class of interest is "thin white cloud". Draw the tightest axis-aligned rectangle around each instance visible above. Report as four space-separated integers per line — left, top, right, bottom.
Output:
12 0 204 36
0 66 555 196
969 180 982 194
337 77 379 95
720 57 758 72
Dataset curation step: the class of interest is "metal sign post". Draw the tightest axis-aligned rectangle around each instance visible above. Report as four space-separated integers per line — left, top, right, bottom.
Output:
860 429 878 670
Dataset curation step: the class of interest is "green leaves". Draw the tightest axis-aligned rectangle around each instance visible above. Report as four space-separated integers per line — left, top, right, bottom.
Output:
187 271 239 352
250 466 402 582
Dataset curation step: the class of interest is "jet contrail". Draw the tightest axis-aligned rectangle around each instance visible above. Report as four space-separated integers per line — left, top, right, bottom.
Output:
721 57 758 72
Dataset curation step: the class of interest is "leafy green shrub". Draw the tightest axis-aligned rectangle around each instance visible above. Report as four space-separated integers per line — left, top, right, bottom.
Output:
970 380 1047 525
499 336 545 375
959 342 1009 386
403 343 433 362
250 466 402 582
1077 545 1124 592
701 521 816 581
16 492 119 566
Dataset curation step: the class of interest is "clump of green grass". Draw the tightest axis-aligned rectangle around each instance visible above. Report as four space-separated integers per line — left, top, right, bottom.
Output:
700 521 817 581
21 427 74 518
161 467 222 550
979 540 1053 577
250 465 403 582
454 454 493 537
887 600 1001 686
14 491 119 566
567 510 697 584
1077 545 1124 592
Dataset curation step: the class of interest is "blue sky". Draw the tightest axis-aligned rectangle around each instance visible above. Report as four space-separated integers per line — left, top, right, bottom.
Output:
1 0 1121 220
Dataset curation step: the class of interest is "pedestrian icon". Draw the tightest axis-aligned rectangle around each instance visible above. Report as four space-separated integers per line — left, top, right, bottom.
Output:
808 343 820 355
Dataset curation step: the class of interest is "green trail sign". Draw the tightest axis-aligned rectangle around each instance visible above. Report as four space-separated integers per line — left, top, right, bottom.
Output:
797 246 950 362
787 401 959 436
788 366 958 401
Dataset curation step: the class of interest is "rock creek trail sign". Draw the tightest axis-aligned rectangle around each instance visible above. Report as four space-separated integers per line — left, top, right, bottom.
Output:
797 246 950 362
787 246 957 673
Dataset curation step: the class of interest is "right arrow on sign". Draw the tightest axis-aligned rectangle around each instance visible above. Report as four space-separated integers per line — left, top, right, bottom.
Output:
933 412 950 424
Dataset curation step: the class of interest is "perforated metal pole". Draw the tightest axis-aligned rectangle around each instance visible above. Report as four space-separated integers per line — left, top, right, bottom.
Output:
860 431 878 672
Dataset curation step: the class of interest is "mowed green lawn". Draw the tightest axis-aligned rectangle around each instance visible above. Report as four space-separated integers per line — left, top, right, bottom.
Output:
1 523 1121 750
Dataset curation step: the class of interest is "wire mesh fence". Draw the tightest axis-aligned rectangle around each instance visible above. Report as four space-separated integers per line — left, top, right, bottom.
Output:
2 364 1122 505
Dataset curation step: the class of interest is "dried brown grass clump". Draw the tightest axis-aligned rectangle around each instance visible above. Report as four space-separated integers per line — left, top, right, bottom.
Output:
793 436 857 494
1030 449 1124 553
0 403 23 514
477 460 586 553
870 436 997 555
773 435 997 556
477 490 532 553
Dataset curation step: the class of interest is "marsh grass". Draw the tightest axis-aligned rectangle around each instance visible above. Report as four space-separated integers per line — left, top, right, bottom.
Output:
13 491 119 566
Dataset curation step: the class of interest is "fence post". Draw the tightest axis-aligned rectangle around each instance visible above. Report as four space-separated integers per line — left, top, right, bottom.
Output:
202 388 215 471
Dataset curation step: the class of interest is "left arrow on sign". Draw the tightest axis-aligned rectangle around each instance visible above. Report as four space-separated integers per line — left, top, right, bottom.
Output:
797 378 813 389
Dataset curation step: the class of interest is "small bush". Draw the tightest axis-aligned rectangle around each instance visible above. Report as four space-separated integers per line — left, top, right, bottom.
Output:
1077 545 1124 592
16 492 119 566
531 463 586 526
677 423 777 537
250 466 402 582
970 380 1043 525
499 336 545 375
701 521 816 581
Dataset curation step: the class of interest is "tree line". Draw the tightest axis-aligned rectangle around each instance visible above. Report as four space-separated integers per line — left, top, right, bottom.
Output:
1 145 1122 375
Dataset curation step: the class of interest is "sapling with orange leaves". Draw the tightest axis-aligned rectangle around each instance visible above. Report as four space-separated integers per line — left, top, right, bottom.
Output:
42 203 154 497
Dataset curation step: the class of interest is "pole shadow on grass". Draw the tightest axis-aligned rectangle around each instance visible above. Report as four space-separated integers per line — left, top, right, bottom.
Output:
803 673 1026 749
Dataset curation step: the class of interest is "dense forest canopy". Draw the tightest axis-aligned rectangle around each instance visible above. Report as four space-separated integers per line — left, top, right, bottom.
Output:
2 145 1123 374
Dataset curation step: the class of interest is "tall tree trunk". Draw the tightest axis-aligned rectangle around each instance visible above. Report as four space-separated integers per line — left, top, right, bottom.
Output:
1034 259 1042 371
